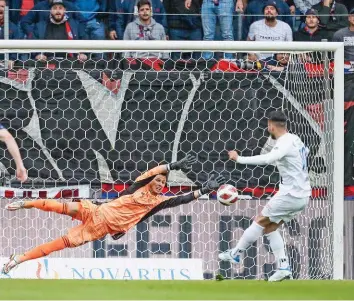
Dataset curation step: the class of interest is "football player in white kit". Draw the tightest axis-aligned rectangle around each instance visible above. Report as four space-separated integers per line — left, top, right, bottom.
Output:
218 111 311 282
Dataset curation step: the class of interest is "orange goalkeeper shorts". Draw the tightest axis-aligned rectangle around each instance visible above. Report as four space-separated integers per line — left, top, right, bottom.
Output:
66 200 108 247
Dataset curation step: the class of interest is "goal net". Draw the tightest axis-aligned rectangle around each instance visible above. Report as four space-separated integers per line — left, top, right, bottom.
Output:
0 40 344 280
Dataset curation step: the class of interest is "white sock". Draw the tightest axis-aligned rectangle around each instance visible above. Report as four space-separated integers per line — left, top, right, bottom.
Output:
266 230 289 269
231 222 264 257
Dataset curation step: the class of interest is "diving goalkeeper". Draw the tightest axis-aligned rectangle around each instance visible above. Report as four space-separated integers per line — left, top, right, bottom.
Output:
2 154 225 274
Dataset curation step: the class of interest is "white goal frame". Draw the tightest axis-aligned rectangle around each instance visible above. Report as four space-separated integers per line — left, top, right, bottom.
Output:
1 40 345 280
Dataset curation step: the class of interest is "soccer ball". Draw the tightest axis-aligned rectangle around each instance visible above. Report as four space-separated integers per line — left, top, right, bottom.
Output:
217 184 238 206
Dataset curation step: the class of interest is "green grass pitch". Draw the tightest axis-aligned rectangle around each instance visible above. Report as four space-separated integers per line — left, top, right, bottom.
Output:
0 279 353 300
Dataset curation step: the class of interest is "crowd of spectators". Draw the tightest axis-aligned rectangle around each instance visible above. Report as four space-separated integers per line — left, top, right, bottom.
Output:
1 0 354 68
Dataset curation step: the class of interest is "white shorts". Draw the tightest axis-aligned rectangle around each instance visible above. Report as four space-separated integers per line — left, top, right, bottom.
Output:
261 193 309 224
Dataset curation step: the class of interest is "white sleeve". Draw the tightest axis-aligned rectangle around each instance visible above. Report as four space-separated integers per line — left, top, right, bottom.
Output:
237 139 292 165
285 24 293 41
123 23 131 40
332 30 341 42
248 23 256 40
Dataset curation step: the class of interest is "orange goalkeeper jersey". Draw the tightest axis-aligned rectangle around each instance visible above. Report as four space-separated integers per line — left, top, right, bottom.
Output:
99 167 171 235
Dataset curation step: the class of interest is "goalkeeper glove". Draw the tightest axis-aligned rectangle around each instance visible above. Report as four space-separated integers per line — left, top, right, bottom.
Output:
200 174 226 195
168 154 197 171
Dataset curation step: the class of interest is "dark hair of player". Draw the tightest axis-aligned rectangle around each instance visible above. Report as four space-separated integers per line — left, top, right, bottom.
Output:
137 0 152 10
268 111 287 128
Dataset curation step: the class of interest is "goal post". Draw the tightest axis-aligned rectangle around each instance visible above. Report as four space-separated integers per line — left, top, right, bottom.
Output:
332 43 345 281
0 40 345 280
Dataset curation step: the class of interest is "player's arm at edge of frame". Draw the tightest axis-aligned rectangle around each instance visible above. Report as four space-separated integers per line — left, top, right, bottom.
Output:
0 128 27 182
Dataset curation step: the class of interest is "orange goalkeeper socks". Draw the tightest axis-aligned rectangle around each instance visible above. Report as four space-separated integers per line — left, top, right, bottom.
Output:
26 199 68 215
18 237 67 263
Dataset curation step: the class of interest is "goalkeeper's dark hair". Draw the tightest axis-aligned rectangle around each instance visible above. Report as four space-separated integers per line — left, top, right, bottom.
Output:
137 0 151 9
157 171 169 183
268 110 287 128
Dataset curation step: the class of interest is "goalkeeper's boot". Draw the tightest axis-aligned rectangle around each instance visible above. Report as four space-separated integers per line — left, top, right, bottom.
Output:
2 255 20 274
218 249 240 264
268 267 293 282
5 200 25 211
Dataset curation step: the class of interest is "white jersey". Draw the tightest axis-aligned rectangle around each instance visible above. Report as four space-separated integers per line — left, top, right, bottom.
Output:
248 19 293 60
237 133 311 198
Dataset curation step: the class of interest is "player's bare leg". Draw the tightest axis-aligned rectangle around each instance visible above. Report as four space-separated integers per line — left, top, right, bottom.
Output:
2 236 69 274
5 199 80 218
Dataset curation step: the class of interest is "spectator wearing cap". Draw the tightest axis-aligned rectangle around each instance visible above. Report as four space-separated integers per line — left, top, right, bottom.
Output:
109 0 168 41
243 0 292 39
294 9 331 41
333 8 354 61
69 0 107 41
312 0 348 39
247 1 293 61
293 0 321 15
21 0 84 39
30 0 87 62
